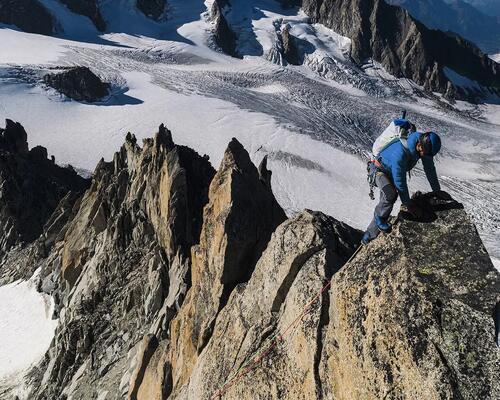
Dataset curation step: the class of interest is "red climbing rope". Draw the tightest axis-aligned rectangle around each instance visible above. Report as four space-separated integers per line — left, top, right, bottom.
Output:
210 245 363 399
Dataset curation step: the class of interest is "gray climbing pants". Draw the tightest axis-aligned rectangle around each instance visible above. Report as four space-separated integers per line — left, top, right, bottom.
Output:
365 172 398 240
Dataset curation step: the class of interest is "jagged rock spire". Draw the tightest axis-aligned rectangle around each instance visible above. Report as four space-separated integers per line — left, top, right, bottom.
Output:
4 126 497 400
157 137 287 398
0 119 29 154
0 120 89 264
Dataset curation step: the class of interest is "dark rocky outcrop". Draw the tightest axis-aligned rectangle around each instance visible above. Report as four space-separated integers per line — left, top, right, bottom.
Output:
0 0 53 35
301 0 500 99
59 0 106 32
1 123 498 399
13 124 215 399
136 0 166 21
281 23 300 65
43 67 110 102
0 120 89 261
211 0 239 58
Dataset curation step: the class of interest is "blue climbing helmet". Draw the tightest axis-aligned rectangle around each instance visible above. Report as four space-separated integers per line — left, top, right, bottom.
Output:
419 132 441 156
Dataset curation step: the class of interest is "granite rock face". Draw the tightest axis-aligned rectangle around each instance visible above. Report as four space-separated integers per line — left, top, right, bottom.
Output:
321 195 500 399
281 23 300 65
19 124 215 400
43 67 110 102
301 0 500 100
173 210 361 399
1 124 498 399
160 138 288 398
170 196 500 399
0 120 89 263
0 0 53 35
210 0 239 58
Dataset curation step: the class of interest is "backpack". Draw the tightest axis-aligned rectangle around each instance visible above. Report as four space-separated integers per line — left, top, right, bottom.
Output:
372 119 414 158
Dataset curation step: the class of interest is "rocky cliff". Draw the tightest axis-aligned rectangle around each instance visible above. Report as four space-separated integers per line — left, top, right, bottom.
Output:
44 67 111 103
210 0 238 58
0 0 168 35
0 0 53 35
0 124 499 399
301 0 500 99
0 120 89 269
387 0 500 54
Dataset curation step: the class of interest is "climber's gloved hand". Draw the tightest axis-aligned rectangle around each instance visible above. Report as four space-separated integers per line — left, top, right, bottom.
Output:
432 190 452 201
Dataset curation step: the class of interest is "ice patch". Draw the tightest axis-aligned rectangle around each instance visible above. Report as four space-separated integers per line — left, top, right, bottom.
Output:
492 257 500 272
248 83 288 94
0 270 58 380
489 53 500 63
291 22 351 62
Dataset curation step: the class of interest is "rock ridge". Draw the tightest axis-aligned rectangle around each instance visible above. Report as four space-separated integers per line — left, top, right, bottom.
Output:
301 0 500 100
0 119 89 266
43 67 111 103
0 0 54 35
0 123 498 400
210 0 239 58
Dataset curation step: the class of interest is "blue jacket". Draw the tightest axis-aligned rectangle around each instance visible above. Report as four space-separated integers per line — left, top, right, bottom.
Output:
378 132 441 205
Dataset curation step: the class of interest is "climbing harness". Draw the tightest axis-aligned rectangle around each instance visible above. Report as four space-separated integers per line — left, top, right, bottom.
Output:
367 158 384 200
209 245 364 399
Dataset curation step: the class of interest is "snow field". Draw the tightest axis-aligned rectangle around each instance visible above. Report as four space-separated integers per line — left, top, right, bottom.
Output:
0 270 58 380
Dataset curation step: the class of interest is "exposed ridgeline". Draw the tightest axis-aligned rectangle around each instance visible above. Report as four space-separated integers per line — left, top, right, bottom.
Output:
386 0 500 54
0 124 498 399
0 0 54 35
25 124 215 399
0 120 89 272
301 0 500 100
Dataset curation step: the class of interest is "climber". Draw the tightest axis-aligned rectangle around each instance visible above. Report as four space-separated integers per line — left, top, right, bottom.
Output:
362 129 450 245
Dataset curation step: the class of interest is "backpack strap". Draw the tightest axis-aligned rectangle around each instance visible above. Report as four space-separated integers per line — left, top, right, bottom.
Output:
400 137 409 152
400 138 413 180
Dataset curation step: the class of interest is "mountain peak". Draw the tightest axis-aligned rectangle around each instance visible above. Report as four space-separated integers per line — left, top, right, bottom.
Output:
302 0 500 99
0 123 496 399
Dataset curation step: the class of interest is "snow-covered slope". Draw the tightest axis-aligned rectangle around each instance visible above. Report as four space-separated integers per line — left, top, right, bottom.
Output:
0 270 57 385
491 53 500 62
